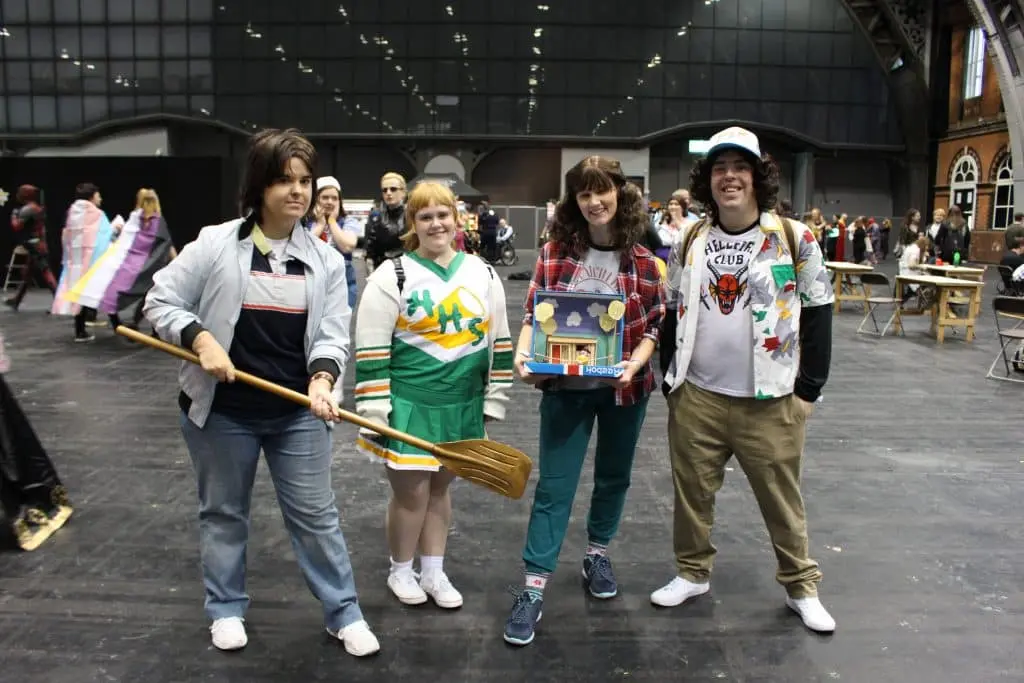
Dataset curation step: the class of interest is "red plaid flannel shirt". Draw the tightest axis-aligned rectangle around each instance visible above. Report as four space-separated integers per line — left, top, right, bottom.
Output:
522 240 666 406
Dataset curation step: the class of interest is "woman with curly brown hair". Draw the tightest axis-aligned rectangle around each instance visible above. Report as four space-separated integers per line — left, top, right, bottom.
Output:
503 156 666 647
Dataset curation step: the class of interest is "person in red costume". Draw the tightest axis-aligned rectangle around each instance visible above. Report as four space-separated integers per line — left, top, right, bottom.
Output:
5 185 57 311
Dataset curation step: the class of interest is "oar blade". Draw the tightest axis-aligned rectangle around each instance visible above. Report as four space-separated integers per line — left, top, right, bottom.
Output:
434 439 533 500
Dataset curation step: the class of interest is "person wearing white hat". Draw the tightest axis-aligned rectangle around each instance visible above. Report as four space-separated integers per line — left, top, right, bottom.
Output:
310 175 362 309
653 126 837 633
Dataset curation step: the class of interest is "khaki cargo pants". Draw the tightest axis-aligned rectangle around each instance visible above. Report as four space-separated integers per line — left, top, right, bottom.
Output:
667 381 822 598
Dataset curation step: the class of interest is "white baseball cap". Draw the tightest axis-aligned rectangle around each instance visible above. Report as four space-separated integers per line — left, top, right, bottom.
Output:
317 176 341 193
706 126 762 160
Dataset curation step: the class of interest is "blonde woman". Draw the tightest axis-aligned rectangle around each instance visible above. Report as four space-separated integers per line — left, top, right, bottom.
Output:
354 181 513 609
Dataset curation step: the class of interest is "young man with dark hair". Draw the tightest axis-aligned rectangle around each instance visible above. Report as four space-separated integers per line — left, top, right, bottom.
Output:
653 127 837 633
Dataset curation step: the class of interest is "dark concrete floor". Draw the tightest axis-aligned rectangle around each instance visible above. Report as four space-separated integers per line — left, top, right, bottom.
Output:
0 257 1021 683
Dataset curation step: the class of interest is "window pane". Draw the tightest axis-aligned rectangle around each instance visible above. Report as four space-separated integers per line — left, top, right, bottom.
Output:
188 0 214 21
81 27 108 59
190 94 214 117
188 59 213 91
81 0 106 21
57 95 83 130
107 0 133 22
32 95 56 129
83 95 109 125
162 59 187 92
162 25 188 57
108 27 134 58
190 26 212 57
54 0 79 21
5 61 29 92
30 61 56 93
29 27 54 59
1 0 28 22
3 30 29 58
161 0 187 20
9 96 32 130
136 26 160 58
136 59 160 92
56 60 82 93
135 0 159 21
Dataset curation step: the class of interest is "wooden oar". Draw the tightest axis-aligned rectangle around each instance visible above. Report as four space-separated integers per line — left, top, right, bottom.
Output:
116 326 532 499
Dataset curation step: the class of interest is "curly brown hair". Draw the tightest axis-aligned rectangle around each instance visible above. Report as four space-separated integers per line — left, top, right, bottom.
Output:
548 155 646 257
688 151 780 223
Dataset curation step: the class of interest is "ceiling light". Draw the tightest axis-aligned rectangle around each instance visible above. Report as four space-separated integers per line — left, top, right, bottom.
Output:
445 4 453 15
0 27 11 38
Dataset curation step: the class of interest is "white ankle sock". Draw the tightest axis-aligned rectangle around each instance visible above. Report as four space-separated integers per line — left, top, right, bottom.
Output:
419 555 444 576
389 558 414 575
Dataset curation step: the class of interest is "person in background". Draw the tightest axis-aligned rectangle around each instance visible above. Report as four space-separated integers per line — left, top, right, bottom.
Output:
364 173 407 271
1004 212 1024 252
309 176 360 309
926 207 946 242
895 208 921 258
0 326 73 551
934 205 970 264
899 233 930 303
143 128 378 657
477 200 500 262
504 155 665 647
879 217 892 259
51 183 115 342
5 185 57 312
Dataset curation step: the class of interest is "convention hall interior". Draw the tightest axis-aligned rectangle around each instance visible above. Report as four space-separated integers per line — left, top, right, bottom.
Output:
0 0 1022 681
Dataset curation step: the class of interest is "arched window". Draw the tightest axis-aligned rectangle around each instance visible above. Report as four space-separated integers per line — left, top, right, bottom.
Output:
992 155 1014 230
950 154 979 230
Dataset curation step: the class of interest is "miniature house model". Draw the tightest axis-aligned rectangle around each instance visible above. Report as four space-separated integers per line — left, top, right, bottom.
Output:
524 291 626 378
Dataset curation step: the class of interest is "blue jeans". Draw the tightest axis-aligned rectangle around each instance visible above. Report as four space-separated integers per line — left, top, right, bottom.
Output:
344 258 357 309
180 409 363 631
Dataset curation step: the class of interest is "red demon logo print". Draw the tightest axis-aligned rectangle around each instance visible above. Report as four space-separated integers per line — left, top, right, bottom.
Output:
708 262 749 315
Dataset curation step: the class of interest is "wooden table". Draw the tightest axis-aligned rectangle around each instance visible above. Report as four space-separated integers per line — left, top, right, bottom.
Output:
919 264 986 281
895 274 984 343
825 261 874 313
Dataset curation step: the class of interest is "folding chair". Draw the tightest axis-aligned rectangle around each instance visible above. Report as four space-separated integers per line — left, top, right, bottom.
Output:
985 296 1024 383
2 246 28 293
856 272 903 336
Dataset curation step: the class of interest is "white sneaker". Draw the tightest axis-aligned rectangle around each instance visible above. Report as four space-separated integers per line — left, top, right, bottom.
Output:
650 576 710 607
387 569 428 605
329 619 381 657
420 571 464 609
786 596 836 633
210 617 247 651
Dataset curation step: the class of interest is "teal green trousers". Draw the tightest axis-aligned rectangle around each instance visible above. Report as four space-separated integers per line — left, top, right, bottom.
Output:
522 387 649 575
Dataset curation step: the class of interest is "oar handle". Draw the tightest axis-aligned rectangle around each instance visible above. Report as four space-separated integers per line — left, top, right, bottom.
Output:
116 326 441 454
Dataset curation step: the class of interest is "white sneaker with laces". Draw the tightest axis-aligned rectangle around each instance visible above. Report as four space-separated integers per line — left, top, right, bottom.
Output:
329 619 381 657
786 596 836 633
420 571 463 609
210 617 247 651
387 569 428 605
650 576 710 607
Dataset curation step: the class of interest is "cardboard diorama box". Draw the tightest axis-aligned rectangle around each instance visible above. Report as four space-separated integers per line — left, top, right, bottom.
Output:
523 290 626 378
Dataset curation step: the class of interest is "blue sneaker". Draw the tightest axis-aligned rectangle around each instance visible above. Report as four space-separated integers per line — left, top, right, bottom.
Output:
503 590 543 646
582 554 618 599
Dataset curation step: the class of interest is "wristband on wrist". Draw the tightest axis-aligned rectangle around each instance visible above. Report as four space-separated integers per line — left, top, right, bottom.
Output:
310 371 334 386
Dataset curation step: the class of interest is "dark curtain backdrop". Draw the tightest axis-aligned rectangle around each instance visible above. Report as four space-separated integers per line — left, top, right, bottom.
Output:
0 157 223 284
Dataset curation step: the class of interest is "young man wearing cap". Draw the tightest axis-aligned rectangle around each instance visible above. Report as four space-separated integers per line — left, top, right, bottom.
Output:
653 127 836 633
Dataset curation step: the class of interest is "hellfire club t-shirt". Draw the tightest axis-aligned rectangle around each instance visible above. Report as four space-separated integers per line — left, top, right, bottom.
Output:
686 223 758 397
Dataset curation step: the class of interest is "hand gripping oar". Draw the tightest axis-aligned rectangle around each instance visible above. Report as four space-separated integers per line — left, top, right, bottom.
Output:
116 326 532 499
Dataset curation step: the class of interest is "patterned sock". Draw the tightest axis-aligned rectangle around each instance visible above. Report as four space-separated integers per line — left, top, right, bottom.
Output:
524 572 549 597
586 542 608 557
